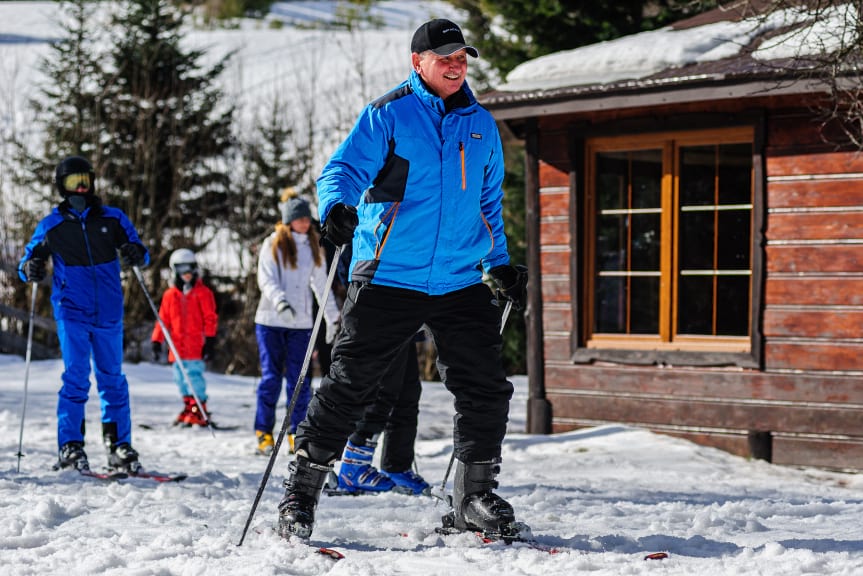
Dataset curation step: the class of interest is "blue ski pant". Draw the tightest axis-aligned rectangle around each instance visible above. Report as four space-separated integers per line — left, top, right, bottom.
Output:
173 360 207 402
255 324 313 435
56 317 132 449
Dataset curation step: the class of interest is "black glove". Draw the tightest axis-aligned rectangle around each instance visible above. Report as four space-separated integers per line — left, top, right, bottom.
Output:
26 258 46 283
322 203 358 247
202 336 216 361
151 341 162 363
120 243 146 267
490 264 528 311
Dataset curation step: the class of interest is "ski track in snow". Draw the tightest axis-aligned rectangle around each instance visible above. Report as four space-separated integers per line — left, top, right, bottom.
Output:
2 355 863 575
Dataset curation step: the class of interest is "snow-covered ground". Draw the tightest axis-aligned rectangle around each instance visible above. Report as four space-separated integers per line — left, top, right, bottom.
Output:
2 353 863 575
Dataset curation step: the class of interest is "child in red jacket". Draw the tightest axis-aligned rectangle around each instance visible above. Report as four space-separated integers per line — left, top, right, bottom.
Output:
151 249 218 426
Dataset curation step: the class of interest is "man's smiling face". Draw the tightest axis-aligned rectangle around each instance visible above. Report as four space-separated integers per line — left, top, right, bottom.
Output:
413 49 468 99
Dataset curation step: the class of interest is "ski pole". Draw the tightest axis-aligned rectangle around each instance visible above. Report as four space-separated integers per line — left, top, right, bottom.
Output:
434 298 514 504
15 282 39 473
132 265 215 438
237 244 343 547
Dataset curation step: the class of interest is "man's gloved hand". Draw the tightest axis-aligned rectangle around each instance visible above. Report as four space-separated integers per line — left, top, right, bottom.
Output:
490 264 528 311
151 341 162 363
119 243 147 267
322 203 358 247
26 258 46 283
203 336 216 361
276 300 295 323
325 320 339 344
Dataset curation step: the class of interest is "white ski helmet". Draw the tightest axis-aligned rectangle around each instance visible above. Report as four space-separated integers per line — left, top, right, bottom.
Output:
169 248 198 274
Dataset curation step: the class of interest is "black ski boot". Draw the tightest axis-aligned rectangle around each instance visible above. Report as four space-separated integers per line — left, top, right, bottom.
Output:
277 454 332 540
55 441 90 471
107 442 142 474
103 422 142 474
444 458 525 538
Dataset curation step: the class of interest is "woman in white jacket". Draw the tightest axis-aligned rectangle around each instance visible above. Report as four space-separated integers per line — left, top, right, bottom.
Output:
254 189 340 456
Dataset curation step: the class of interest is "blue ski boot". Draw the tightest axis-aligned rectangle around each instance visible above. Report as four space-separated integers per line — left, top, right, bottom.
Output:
384 468 431 495
336 440 395 493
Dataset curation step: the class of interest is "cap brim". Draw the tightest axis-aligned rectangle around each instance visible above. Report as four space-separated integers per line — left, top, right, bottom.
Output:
430 43 479 58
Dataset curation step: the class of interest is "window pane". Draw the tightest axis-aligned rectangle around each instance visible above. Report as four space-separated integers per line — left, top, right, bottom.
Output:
631 213 660 270
630 277 659 333
717 210 750 270
679 211 714 270
595 276 626 333
716 276 750 336
596 153 628 210
594 276 660 334
718 144 752 205
677 275 712 334
596 214 627 271
631 150 662 208
680 145 715 205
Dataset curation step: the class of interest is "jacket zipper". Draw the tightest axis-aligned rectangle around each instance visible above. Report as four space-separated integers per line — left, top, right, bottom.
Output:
459 142 466 190
374 203 400 259
80 215 99 323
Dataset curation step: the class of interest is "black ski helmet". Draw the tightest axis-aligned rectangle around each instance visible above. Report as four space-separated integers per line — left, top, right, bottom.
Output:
55 155 96 198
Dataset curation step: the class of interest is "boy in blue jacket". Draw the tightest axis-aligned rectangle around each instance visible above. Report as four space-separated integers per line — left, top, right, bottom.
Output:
18 155 149 474
278 19 528 541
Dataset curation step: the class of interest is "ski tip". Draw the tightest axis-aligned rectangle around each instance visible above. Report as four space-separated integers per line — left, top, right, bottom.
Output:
644 552 669 560
317 547 344 560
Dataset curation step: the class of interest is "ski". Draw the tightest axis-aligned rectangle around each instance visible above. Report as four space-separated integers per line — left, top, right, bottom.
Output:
140 422 239 431
78 468 129 481
323 487 367 497
434 525 560 554
316 547 345 560
129 470 188 483
323 486 430 497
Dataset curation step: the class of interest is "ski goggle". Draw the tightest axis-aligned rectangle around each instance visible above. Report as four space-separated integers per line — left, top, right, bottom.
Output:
62 173 91 192
174 263 196 275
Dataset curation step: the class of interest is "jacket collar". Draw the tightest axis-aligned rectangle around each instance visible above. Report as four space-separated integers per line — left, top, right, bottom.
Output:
409 70 476 116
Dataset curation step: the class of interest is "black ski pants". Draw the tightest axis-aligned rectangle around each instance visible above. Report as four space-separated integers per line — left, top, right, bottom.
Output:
349 340 422 473
296 281 512 464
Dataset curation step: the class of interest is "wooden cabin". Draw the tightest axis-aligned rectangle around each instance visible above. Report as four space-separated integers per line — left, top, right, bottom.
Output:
482 4 863 470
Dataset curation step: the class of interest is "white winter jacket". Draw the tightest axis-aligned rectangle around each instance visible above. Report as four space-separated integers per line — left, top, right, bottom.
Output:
254 231 340 329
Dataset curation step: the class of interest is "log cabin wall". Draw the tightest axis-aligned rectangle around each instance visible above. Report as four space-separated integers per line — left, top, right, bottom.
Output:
536 108 863 470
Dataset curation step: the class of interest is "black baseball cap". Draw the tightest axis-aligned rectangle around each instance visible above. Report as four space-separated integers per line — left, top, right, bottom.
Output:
411 19 478 58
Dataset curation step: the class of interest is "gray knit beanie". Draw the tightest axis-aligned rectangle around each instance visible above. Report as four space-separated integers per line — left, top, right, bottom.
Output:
280 196 312 224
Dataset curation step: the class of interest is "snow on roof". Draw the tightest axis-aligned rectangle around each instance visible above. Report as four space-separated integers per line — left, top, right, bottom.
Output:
499 4 856 93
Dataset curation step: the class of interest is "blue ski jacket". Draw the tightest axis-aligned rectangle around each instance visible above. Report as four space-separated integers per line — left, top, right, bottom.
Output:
18 200 149 325
316 71 510 296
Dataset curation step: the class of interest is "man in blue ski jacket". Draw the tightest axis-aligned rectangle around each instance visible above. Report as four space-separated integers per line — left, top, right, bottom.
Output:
18 155 149 474
278 18 529 541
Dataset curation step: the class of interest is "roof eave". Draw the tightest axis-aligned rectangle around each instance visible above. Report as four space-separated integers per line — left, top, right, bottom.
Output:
482 75 830 121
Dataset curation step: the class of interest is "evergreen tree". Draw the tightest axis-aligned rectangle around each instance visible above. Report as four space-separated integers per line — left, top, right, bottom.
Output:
98 0 235 275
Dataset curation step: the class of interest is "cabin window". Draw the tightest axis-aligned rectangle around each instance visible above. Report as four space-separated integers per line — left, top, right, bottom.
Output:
585 128 753 353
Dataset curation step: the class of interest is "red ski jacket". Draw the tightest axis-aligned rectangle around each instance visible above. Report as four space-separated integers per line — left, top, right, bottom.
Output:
151 279 218 362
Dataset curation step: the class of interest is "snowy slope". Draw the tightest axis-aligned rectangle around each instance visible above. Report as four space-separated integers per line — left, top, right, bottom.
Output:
2 354 863 575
